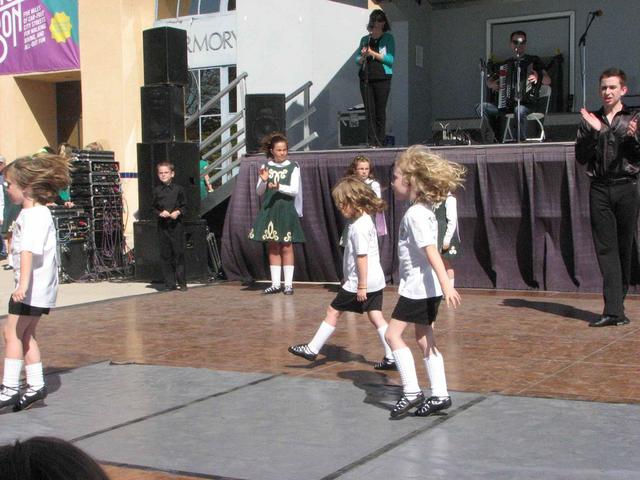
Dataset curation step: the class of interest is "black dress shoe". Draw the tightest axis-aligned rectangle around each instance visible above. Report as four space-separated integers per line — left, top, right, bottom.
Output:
373 356 397 371
0 385 19 409
415 395 452 417
14 384 47 411
177 284 188 291
589 315 629 327
288 343 317 361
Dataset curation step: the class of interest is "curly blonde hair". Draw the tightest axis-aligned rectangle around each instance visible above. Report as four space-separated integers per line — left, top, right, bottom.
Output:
395 145 465 205
332 176 386 216
5 154 71 204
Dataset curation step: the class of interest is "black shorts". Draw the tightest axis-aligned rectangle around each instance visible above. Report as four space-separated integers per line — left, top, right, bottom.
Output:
330 288 383 314
8 298 50 316
391 295 441 325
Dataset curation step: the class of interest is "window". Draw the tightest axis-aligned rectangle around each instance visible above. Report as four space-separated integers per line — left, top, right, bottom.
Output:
156 0 233 18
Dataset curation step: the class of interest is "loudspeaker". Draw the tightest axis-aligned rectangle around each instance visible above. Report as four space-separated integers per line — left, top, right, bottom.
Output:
431 118 496 145
245 94 286 153
137 142 200 221
133 219 209 282
543 113 582 142
143 27 188 86
141 85 185 143
59 239 89 282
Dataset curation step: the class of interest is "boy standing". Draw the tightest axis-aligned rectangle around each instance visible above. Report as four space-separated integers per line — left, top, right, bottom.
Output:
576 68 640 327
151 162 187 291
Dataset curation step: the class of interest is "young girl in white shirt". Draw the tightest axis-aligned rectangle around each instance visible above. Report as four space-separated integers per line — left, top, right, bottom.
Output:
0 154 70 412
434 193 460 287
288 176 396 370
386 146 465 419
347 154 387 236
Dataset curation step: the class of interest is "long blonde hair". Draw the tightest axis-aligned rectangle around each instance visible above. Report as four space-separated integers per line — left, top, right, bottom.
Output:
395 145 465 205
5 154 71 204
332 176 386 216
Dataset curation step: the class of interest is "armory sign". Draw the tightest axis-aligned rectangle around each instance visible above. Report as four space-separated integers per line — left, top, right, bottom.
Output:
155 12 236 69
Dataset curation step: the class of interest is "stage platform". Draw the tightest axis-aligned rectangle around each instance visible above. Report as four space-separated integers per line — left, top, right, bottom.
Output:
221 142 640 294
2 282 639 479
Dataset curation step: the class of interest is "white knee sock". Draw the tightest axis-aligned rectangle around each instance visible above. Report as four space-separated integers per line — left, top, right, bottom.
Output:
377 325 394 360
25 362 44 389
307 321 335 354
283 265 294 288
425 353 449 397
270 265 282 288
1 358 23 400
392 347 421 398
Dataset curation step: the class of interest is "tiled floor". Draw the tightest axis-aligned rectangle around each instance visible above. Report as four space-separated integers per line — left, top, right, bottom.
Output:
2 282 639 479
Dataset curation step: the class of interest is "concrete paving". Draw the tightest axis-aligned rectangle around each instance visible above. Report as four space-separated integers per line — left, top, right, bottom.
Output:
1 362 638 479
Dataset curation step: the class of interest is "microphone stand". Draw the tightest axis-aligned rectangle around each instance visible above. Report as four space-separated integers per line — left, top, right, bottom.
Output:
479 59 486 122
579 12 599 109
514 49 523 143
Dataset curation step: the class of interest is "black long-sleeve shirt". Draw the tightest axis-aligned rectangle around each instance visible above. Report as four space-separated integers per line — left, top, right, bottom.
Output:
151 182 187 224
575 105 640 179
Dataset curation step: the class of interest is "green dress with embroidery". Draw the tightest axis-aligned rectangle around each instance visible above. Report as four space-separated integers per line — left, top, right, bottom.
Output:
249 162 305 243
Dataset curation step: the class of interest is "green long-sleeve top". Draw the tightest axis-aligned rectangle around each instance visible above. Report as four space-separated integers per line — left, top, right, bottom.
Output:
355 32 395 76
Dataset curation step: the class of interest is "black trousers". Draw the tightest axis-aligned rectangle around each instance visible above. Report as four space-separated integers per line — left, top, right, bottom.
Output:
360 78 391 147
158 221 185 288
589 180 640 317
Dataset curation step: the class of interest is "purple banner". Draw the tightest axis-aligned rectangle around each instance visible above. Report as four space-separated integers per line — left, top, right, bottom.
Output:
0 0 79 75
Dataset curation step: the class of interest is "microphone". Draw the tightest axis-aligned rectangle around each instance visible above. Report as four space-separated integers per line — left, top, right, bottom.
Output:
590 10 603 16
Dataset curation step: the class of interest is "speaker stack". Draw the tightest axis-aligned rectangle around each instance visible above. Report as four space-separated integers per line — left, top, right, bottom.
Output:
69 149 125 274
245 94 286 153
135 26 208 282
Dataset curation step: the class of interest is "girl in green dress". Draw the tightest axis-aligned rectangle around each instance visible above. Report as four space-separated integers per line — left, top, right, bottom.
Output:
249 133 305 295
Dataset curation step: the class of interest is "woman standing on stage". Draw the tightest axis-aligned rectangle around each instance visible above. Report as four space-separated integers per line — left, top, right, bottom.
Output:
356 9 394 148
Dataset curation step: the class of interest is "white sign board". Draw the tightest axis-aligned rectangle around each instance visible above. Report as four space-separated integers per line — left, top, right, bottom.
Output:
155 13 236 69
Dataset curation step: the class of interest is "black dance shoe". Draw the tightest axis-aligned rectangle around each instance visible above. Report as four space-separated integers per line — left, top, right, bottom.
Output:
415 395 452 417
589 315 630 327
14 384 47 411
373 356 397 371
287 343 317 361
390 392 424 419
0 385 19 409
263 285 283 294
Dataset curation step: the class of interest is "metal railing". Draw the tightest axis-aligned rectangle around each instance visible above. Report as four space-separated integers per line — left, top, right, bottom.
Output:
190 75 318 212
285 81 318 151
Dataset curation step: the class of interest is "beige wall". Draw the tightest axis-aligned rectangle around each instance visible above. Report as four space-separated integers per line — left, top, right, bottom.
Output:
79 0 156 235
0 77 57 157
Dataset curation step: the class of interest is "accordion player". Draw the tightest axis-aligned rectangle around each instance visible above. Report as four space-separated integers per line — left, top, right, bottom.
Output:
497 56 544 112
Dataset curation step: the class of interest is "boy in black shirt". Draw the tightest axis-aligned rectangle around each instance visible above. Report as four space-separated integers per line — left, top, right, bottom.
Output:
152 162 187 291
576 68 640 327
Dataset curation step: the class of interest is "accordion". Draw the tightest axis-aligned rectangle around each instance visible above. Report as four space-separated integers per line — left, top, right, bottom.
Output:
497 59 541 111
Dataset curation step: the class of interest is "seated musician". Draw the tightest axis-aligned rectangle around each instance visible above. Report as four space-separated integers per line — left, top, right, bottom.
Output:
477 30 551 142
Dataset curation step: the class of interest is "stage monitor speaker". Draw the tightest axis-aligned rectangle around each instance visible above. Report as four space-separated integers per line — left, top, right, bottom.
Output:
431 118 496 145
143 27 188 86
59 239 89 282
141 85 185 143
245 94 286 153
137 142 200 221
133 219 209 282
338 109 368 147
542 113 582 142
